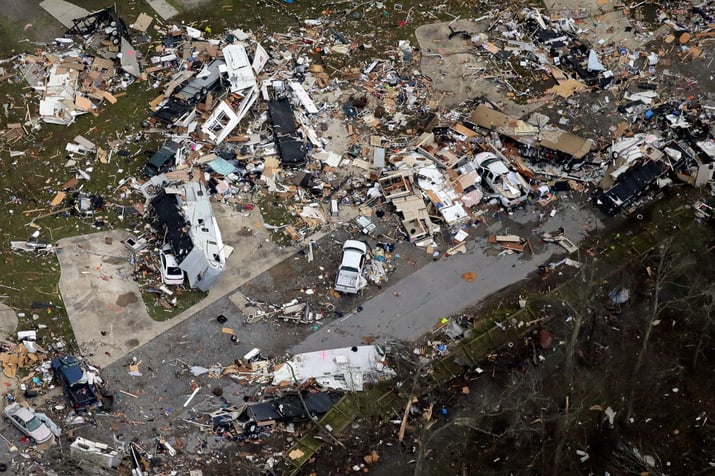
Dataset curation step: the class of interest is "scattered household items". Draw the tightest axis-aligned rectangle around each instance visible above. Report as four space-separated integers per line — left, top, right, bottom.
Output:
608 287 631 305
122 235 148 254
0 1 713 474
70 437 123 469
694 200 713 220
541 228 578 254
10 231 54 253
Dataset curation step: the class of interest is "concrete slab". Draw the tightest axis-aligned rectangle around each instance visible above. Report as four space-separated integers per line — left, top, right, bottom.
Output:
39 0 90 29
0 302 18 341
415 20 544 116
172 202 298 319
55 201 351 369
147 0 179 20
545 0 663 51
56 230 175 368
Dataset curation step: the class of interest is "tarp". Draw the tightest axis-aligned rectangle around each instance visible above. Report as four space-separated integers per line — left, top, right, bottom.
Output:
207 157 237 176
587 49 605 72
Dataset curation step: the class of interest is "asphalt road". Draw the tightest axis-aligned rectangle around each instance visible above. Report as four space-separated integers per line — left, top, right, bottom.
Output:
290 199 600 353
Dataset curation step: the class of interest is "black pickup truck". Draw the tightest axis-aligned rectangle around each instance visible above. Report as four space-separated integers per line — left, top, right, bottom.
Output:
51 356 98 410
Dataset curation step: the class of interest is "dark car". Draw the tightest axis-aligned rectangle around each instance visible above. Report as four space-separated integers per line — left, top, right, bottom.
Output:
51 356 98 410
144 140 181 177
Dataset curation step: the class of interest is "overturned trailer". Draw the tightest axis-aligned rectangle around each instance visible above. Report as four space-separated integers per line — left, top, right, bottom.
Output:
150 181 227 291
594 160 671 215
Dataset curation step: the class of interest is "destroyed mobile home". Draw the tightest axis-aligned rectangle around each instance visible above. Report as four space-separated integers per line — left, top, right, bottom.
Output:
146 177 228 292
11 3 712 257
18 7 139 126
0 0 714 474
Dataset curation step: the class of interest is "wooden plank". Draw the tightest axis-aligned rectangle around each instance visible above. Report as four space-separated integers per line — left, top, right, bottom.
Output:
149 94 165 111
102 90 118 104
50 192 66 207
500 242 525 252
74 94 93 111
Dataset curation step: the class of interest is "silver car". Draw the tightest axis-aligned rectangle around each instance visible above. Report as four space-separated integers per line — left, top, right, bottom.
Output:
474 152 531 208
3 402 53 444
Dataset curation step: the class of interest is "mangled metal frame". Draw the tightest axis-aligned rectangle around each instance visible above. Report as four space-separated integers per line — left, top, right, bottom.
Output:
65 6 140 78
66 6 131 43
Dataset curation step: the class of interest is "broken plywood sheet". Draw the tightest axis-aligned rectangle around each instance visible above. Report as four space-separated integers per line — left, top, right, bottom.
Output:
74 94 94 112
149 94 165 111
450 123 478 138
545 78 587 98
102 90 117 104
488 234 523 243
482 42 500 54
540 129 594 160
50 192 66 207
131 12 154 32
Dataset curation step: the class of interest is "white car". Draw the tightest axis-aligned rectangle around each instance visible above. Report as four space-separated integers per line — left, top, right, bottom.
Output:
160 246 184 285
474 152 530 208
334 240 368 294
3 402 53 444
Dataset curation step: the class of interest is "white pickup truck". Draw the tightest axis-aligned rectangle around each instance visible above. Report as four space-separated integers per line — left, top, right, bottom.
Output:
334 240 368 294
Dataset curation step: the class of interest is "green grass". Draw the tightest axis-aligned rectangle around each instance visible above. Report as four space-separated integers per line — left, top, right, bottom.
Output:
143 286 207 321
256 194 300 245
0 17 21 57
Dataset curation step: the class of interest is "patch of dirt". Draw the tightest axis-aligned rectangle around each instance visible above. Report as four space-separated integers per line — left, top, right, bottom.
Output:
116 291 139 306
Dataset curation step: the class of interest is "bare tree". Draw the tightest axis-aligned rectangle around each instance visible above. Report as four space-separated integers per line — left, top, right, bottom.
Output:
625 238 695 423
410 373 550 476
692 290 715 369
562 252 599 390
